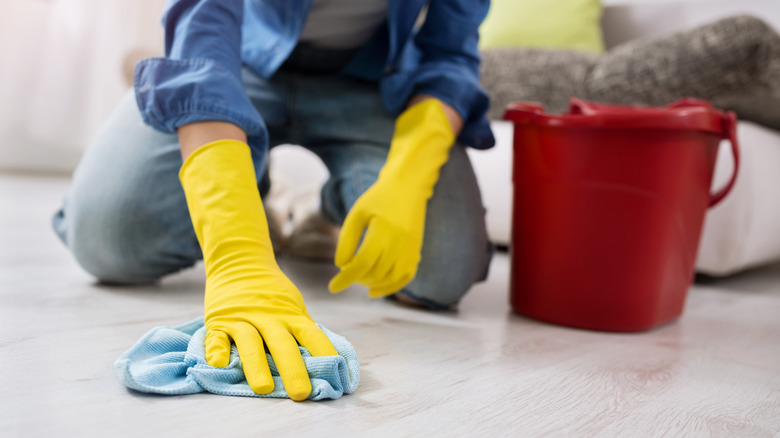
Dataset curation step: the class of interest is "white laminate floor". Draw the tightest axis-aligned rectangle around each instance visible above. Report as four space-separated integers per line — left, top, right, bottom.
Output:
1 173 779 438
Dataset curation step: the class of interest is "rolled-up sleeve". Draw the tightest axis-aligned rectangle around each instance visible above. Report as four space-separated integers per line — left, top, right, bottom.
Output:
381 0 494 149
134 0 265 140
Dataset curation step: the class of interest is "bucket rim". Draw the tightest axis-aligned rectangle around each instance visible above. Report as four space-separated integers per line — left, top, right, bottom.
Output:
504 98 733 137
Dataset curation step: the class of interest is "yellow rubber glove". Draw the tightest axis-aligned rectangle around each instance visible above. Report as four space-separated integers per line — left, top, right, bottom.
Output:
328 99 455 297
179 139 338 401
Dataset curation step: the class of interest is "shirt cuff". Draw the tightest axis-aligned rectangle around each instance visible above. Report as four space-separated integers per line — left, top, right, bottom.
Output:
381 61 494 149
134 57 266 137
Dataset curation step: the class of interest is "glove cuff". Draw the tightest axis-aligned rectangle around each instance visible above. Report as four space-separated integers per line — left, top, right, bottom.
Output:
380 100 456 197
179 139 277 282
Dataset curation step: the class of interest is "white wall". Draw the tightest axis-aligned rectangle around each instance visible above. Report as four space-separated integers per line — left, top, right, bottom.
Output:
602 0 780 48
1 0 778 173
0 0 165 173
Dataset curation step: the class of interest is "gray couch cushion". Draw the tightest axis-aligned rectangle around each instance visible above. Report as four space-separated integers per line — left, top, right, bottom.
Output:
481 49 597 118
481 15 780 130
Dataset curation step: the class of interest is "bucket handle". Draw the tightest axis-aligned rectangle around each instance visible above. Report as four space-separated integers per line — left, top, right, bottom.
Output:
709 112 739 207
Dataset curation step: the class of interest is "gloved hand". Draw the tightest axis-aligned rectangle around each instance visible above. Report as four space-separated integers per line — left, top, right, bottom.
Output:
328 99 455 297
179 139 338 401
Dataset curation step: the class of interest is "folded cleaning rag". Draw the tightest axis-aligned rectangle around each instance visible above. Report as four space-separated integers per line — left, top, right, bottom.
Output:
115 318 359 400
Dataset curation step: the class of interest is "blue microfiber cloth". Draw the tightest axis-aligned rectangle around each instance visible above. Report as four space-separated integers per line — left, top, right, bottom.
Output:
114 318 359 400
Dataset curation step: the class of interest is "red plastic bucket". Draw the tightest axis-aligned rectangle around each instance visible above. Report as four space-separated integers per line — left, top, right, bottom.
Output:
504 98 739 332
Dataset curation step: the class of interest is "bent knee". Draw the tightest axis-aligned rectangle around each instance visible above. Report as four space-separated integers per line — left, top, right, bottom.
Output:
67 214 160 285
403 243 493 309
61 191 186 284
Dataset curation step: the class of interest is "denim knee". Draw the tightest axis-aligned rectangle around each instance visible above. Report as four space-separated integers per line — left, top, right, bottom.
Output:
55 181 199 285
57 198 155 284
400 240 493 309
397 145 493 309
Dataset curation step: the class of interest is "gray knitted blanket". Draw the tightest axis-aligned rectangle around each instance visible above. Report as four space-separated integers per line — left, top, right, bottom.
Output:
481 15 780 130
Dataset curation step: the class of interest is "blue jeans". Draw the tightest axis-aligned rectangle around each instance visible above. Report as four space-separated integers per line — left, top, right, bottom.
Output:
53 48 492 309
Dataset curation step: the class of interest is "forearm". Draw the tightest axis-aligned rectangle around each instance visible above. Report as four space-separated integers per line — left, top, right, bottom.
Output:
177 121 247 160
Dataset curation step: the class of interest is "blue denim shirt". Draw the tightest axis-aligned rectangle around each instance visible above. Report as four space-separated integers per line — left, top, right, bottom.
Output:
134 0 495 151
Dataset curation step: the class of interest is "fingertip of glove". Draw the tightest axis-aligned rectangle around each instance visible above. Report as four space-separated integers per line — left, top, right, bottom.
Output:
328 277 345 294
288 386 312 402
205 331 232 368
206 351 230 368
249 381 275 395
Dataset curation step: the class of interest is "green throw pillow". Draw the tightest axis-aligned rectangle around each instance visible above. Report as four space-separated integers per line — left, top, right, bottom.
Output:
479 0 605 53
